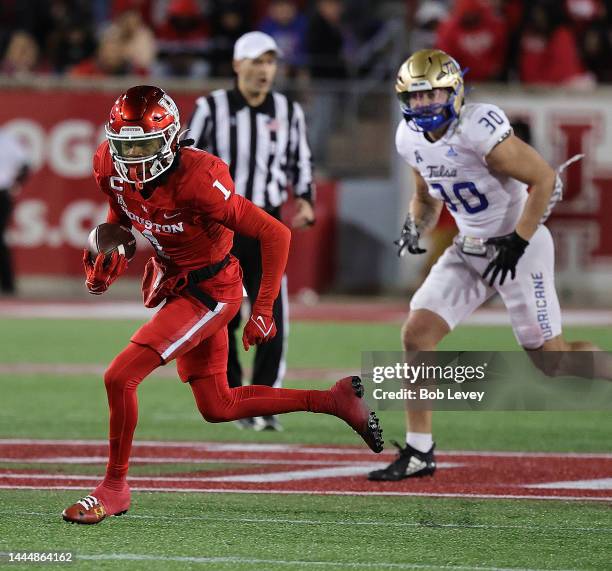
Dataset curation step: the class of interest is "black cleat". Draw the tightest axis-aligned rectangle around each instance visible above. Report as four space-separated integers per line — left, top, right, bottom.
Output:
368 440 436 481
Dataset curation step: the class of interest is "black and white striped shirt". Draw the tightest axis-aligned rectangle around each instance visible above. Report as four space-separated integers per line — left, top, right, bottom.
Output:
188 88 314 212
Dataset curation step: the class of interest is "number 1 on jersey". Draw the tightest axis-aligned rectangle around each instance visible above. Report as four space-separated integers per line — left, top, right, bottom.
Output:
213 179 231 200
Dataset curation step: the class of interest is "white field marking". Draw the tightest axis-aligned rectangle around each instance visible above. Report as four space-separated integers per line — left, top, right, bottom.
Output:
525 478 612 490
5 509 611 534
1 484 610 502
0 302 157 319
0 507 606 536
1 439 611 459
0 462 461 481
1 300 610 326
0 552 571 571
0 457 397 466
200 463 461 483
463 309 612 327
0 465 411 481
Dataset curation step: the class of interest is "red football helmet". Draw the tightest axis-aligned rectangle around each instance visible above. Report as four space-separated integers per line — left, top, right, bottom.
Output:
105 85 181 186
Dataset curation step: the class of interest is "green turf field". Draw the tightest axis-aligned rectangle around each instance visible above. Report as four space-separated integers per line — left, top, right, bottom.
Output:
0 318 611 569
1 491 611 570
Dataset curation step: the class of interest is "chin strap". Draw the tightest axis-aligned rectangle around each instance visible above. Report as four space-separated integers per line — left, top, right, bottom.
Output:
127 166 144 191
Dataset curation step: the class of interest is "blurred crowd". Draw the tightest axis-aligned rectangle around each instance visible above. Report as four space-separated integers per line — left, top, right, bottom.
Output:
408 0 612 86
1 0 611 86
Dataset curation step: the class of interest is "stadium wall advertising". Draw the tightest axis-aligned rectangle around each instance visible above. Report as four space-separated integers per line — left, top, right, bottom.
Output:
0 90 335 294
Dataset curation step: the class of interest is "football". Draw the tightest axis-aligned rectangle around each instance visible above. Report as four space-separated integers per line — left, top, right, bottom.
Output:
87 223 136 261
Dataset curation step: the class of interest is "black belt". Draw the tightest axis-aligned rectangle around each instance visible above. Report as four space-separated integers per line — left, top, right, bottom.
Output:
188 254 230 282
186 254 230 311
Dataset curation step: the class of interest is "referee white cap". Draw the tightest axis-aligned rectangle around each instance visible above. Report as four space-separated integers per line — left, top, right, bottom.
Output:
233 31 283 60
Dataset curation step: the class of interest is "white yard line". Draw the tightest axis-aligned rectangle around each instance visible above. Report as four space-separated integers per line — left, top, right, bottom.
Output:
0 303 158 320
74 554 578 571
0 462 461 481
0 457 390 466
199 463 460 483
1 439 610 459
526 478 612 490
2 510 611 534
0 464 468 483
1 301 610 326
0 484 610 502
0 551 577 571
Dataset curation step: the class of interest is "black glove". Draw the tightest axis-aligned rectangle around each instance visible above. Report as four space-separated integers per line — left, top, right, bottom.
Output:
483 231 529 287
395 214 426 257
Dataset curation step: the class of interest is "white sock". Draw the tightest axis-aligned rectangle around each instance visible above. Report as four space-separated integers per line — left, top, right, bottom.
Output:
406 432 433 453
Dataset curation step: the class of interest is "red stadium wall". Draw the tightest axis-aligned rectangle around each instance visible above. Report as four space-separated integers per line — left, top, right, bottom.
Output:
0 89 337 294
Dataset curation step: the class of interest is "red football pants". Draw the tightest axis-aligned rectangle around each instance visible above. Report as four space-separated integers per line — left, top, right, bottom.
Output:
102 299 335 486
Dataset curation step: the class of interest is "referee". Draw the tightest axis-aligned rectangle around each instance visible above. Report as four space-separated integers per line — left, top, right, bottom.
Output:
188 31 315 432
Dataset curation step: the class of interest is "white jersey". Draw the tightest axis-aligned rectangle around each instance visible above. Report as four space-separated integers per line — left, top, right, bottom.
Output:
396 102 528 238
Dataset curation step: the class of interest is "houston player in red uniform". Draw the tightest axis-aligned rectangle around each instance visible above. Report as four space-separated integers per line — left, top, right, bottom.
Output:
62 86 383 524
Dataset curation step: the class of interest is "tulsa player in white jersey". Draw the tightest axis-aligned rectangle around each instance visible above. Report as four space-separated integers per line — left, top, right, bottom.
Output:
368 49 609 482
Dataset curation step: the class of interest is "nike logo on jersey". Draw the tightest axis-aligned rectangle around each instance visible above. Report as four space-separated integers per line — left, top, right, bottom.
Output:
163 212 181 219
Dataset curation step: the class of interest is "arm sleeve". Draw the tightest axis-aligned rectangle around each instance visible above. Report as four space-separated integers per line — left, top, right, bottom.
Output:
227 196 290 315
196 158 291 315
288 101 315 204
188 96 212 151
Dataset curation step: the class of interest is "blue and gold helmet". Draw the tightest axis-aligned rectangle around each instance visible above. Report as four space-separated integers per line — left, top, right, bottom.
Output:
396 49 465 132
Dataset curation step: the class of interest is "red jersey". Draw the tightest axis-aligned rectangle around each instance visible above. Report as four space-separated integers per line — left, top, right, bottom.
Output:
93 141 290 312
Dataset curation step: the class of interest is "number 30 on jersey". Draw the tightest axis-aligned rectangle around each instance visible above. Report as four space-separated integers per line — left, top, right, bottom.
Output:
431 181 489 214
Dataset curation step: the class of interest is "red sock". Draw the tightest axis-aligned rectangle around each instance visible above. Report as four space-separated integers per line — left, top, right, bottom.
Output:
190 372 336 422
102 342 161 489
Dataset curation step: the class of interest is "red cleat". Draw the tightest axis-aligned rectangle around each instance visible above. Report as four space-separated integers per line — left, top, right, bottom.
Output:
62 483 130 525
330 376 384 453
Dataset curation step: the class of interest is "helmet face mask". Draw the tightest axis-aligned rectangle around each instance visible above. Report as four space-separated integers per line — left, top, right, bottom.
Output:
396 49 464 133
105 86 180 186
398 88 454 132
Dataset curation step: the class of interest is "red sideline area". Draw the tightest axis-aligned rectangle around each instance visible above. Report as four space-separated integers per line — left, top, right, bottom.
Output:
0 440 610 501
